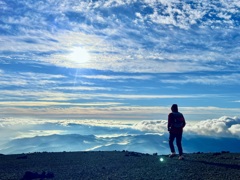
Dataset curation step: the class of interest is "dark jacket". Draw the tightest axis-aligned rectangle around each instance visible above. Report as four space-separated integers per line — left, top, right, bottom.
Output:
168 112 186 134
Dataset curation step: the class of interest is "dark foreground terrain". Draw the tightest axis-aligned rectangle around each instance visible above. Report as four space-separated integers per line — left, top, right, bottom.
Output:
0 151 239 180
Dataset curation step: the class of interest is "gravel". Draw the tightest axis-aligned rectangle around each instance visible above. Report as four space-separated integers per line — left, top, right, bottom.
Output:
0 151 239 180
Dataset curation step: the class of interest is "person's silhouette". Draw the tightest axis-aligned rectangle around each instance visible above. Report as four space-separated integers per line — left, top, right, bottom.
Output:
168 104 186 160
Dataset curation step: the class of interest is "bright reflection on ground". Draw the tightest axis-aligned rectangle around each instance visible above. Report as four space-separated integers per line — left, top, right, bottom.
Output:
159 157 164 162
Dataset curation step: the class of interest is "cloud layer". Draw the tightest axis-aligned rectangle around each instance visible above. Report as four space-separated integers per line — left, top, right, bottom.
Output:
0 116 239 154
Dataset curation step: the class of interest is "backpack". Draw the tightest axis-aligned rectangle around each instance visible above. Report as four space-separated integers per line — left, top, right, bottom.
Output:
172 113 184 128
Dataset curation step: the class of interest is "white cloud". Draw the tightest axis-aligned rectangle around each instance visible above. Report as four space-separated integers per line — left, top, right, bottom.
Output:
0 84 214 103
1 1 239 74
144 1 204 29
1 101 239 121
229 124 240 137
133 120 167 133
102 0 133 8
0 101 122 107
160 73 240 85
133 116 240 138
185 116 240 137
53 86 113 91
79 75 153 80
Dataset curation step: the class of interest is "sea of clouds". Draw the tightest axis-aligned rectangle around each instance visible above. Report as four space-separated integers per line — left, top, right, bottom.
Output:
0 116 240 155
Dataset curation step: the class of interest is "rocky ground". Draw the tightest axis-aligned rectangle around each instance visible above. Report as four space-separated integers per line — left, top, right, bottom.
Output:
0 151 240 180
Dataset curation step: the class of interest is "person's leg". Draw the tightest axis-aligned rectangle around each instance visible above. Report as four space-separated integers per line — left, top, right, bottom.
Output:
176 133 183 156
169 133 176 154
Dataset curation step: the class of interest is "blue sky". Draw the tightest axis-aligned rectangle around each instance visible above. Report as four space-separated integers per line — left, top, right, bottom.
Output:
1 0 240 122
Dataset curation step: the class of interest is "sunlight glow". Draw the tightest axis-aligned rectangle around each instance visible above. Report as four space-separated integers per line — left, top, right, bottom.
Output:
68 47 90 64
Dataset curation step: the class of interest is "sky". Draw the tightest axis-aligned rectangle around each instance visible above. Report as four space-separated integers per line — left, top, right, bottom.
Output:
0 0 240 154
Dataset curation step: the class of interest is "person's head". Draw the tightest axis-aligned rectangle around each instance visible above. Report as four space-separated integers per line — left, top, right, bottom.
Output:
171 104 178 112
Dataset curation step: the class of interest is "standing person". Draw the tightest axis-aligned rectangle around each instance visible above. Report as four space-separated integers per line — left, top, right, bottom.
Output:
168 104 186 160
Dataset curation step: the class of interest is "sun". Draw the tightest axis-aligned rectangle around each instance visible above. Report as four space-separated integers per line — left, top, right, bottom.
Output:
68 47 90 64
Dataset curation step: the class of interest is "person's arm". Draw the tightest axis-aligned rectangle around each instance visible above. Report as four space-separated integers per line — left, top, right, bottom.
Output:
182 114 186 128
168 113 172 131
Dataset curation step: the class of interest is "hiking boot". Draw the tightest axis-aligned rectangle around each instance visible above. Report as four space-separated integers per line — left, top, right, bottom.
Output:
178 155 184 160
169 153 176 158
